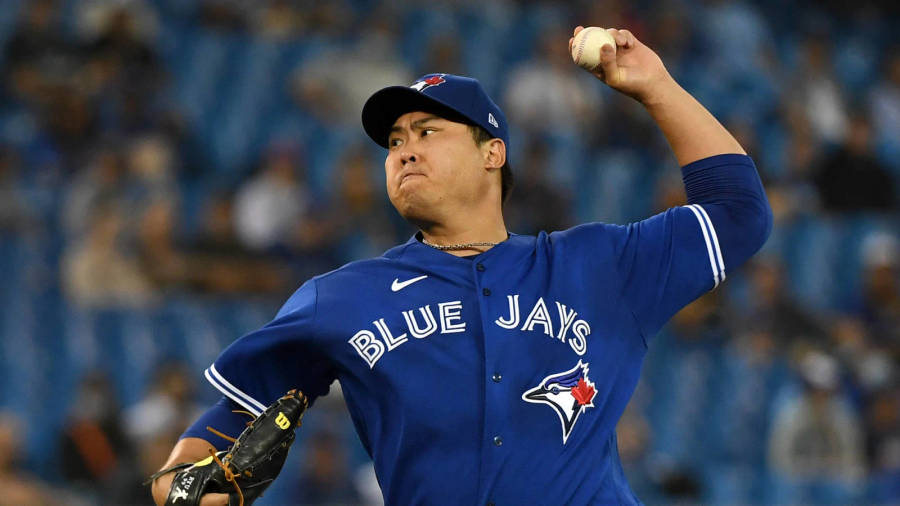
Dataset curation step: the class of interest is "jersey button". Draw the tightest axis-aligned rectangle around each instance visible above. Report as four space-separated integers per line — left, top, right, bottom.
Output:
482 288 491 296
476 263 485 272
492 373 502 383
493 436 503 446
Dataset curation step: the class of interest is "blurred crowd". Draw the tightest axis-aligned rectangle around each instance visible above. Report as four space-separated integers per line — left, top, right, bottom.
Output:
0 0 897 504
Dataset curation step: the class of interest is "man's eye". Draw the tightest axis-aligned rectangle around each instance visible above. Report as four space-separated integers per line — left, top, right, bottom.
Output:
389 138 402 147
422 128 436 136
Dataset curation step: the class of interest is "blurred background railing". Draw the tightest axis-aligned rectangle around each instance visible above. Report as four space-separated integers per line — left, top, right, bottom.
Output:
0 0 897 504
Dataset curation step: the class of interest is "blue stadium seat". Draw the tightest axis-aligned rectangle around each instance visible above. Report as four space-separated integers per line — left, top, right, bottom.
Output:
780 216 841 310
174 29 232 135
209 37 283 174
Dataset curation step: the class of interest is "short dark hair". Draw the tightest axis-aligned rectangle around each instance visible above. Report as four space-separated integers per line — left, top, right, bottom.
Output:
468 124 513 205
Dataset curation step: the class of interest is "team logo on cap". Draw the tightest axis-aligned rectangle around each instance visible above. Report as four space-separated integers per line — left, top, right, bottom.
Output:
522 360 597 444
410 75 446 93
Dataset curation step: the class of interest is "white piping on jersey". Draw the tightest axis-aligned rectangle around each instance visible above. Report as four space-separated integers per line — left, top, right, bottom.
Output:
692 204 725 281
205 364 265 416
685 204 725 288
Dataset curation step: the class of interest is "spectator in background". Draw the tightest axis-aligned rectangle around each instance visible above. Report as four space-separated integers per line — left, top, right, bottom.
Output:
863 384 900 501
739 256 823 344
61 201 155 308
504 139 574 234
196 0 248 32
234 142 310 252
61 145 125 238
855 232 900 344
766 104 821 219
59 371 134 504
3 0 73 106
813 112 897 212
768 350 865 503
0 145 36 234
504 27 601 137
789 32 848 146
293 429 362 505
124 361 204 445
79 3 164 132
136 197 189 293
124 133 178 204
252 0 304 40
0 413 56 506
828 315 885 393
186 192 290 296
300 0 355 40
327 146 398 259
42 87 99 169
121 364 210 504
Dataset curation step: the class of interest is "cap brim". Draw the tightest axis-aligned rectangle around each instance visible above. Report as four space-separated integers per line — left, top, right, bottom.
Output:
362 86 473 148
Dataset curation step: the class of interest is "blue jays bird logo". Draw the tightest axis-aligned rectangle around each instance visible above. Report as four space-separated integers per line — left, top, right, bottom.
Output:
522 360 597 444
410 74 446 92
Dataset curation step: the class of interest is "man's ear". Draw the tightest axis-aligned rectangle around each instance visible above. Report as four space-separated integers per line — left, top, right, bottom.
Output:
483 138 506 170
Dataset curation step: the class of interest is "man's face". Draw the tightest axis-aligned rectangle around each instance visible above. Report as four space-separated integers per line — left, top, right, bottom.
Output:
385 111 491 225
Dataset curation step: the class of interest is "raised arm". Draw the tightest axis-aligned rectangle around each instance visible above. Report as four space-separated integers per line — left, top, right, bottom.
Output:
565 26 771 337
568 26 745 164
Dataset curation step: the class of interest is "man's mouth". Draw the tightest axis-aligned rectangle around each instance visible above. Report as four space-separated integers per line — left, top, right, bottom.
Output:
400 172 424 184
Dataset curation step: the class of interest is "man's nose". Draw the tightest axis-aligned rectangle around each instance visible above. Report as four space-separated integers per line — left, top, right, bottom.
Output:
401 152 417 164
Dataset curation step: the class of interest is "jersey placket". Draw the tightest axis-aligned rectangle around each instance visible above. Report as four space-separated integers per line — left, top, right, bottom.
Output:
471 257 508 504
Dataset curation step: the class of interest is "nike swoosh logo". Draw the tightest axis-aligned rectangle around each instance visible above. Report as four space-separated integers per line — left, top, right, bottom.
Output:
391 275 428 292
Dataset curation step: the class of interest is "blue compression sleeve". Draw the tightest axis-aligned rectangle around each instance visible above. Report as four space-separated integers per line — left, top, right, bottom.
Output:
181 397 255 451
681 153 772 270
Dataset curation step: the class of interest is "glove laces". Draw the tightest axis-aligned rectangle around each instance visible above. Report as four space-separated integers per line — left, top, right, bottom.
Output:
210 448 244 506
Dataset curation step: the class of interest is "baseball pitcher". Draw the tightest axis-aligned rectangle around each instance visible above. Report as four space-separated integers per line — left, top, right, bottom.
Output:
150 26 771 505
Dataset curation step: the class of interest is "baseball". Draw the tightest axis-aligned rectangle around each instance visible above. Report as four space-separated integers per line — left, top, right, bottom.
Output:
571 27 616 72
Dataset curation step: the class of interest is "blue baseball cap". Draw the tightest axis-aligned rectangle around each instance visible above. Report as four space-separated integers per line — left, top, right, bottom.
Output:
362 73 509 150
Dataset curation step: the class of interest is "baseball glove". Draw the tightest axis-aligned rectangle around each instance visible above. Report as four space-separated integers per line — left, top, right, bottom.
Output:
150 389 308 506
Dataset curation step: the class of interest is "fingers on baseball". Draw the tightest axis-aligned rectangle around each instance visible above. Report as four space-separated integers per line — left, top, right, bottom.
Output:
598 45 618 82
605 28 636 50
569 25 584 54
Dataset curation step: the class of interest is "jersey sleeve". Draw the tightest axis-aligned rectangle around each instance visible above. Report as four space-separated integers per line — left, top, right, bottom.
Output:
181 397 251 450
559 154 771 341
204 279 336 416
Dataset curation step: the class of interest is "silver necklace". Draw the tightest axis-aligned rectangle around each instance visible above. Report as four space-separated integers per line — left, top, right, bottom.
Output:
421 237 499 251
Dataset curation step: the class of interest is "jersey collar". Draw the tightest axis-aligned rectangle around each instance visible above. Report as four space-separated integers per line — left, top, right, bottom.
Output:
385 232 534 267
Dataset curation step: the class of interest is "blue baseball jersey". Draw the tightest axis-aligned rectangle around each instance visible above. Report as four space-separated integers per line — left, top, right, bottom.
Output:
202 154 770 505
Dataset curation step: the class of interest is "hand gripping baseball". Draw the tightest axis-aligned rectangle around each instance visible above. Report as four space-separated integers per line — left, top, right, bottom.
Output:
150 390 308 506
568 26 672 104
